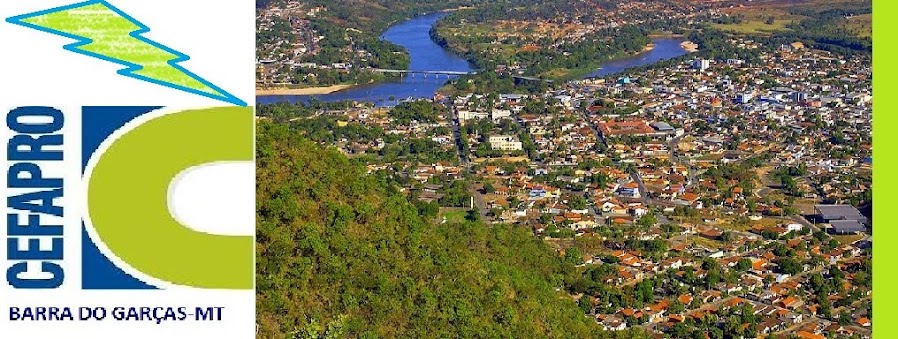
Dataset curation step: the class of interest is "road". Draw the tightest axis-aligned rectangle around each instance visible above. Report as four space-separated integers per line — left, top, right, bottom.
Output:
448 105 490 220
789 214 822 234
667 133 697 188
629 171 686 210
612 132 697 214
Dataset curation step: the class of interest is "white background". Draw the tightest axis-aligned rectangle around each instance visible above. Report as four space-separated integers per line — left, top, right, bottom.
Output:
0 1 256 338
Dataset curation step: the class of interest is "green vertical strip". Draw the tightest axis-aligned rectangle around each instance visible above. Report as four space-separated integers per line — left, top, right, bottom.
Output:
873 0 889 336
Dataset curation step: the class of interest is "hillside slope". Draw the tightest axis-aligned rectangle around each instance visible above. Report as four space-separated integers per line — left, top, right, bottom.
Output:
256 121 647 338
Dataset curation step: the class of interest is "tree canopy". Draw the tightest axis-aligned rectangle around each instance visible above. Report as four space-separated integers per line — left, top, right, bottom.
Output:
256 121 648 338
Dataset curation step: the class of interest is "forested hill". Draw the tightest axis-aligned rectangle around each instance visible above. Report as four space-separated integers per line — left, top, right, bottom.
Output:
256 121 649 338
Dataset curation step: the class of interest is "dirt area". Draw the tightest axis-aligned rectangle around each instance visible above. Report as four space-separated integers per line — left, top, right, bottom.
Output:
793 198 821 215
833 234 865 245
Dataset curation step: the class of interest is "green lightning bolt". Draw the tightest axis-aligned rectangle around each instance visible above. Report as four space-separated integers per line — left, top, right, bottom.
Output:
7 0 246 106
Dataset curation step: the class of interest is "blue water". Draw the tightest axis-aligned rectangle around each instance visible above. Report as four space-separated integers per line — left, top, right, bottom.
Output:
257 16 688 105
586 38 688 78
257 12 471 106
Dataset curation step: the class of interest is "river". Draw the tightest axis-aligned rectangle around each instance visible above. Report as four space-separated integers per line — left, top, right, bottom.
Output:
257 14 688 106
585 38 690 78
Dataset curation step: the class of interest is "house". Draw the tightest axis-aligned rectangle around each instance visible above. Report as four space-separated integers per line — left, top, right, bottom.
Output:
779 309 803 324
785 223 803 232
719 283 742 294
619 308 643 319
630 206 648 217
757 319 779 334
618 182 641 198
700 290 722 303
615 251 642 267
700 228 723 240
660 258 684 271
778 296 803 309
740 276 763 291
670 242 687 252
601 318 627 331
602 201 627 214
796 331 825 339
645 300 669 322
679 192 701 208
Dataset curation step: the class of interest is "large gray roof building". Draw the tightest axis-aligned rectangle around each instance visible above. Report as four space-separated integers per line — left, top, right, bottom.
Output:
815 204 868 234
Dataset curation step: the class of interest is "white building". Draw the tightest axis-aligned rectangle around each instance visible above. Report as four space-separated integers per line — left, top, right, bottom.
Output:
693 59 710 71
489 135 523 151
491 109 512 122
458 110 488 124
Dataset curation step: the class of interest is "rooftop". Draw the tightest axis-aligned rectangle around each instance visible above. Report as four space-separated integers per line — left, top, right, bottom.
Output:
829 220 866 234
815 204 866 223
651 121 675 132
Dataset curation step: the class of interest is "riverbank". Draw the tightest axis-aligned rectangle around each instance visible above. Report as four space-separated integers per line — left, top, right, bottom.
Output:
540 43 659 80
440 6 475 12
581 38 688 78
648 33 686 38
256 84 355 96
258 13 472 106
680 41 699 53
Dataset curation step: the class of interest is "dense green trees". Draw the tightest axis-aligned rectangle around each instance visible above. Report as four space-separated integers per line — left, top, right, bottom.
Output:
784 5 872 55
257 120 648 338
687 29 762 64
435 9 654 80
701 162 759 193
771 165 808 197
388 101 444 125
691 4 871 59
776 257 803 275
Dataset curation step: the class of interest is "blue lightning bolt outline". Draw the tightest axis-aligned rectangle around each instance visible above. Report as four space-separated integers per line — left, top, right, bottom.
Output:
6 0 248 107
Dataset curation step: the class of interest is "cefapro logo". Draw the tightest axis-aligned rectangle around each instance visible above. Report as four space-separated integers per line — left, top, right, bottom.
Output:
2 0 254 336
5 106 253 291
3 0 253 291
82 106 254 290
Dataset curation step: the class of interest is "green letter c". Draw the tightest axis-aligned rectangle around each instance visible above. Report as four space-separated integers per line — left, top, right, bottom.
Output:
86 106 253 289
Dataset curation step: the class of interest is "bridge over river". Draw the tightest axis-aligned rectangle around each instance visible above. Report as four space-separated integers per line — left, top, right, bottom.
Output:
372 68 553 82
371 68 475 76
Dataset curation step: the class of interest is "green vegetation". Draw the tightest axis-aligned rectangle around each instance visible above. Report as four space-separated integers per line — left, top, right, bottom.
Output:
687 29 763 63
257 0 482 87
783 4 872 54
844 13 871 38
770 164 809 197
257 100 362 122
388 101 444 125
440 209 468 224
701 162 760 193
434 12 653 79
703 0 871 56
710 6 802 35
256 120 649 338
258 101 459 164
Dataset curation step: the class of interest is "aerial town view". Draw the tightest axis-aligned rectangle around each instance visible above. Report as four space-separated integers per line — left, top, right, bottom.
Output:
254 0 873 338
